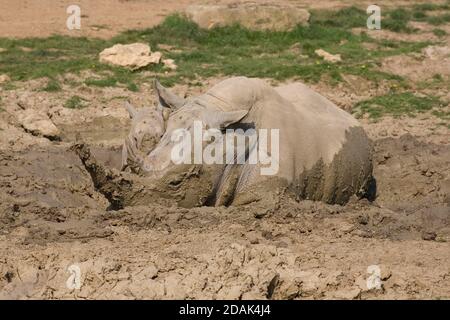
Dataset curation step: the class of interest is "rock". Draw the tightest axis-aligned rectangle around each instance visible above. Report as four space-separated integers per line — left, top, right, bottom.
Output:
99 43 160 70
162 59 177 70
222 285 244 300
0 48 6 53
331 287 361 299
297 271 320 297
315 49 342 63
149 51 162 64
185 3 310 31
16 109 60 139
423 45 450 60
0 74 10 84
379 265 392 281
421 231 437 241
246 231 260 244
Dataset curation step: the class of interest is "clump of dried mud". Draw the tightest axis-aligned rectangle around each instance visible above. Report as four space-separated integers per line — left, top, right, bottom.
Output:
0 77 449 299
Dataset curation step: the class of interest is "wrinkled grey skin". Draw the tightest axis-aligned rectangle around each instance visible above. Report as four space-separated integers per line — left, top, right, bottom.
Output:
122 77 374 206
139 82 249 177
121 81 246 174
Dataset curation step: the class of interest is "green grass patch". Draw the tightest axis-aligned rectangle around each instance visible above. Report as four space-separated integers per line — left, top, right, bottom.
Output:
354 92 444 119
84 71 140 90
381 4 450 32
0 7 436 89
426 13 450 26
309 6 367 29
432 109 450 121
412 3 450 11
433 28 447 37
64 95 87 109
112 11 427 85
383 8 415 33
85 77 117 87
126 82 139 92
42 78 62 92
417 74 450 90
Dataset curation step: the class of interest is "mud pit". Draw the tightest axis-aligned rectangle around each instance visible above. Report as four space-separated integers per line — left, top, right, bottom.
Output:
1 0 450 299
0 92 449 299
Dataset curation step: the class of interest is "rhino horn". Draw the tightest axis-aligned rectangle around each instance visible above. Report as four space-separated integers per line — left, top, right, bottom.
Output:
154 79 185 110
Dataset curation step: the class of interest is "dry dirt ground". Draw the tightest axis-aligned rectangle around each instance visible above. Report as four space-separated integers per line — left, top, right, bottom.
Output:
0 1 449 300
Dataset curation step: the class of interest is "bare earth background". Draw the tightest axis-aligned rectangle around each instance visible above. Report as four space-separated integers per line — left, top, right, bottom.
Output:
0 0 449 299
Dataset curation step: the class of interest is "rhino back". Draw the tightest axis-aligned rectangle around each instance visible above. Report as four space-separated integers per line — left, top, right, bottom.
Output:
230 81 373 204
199 76 274 112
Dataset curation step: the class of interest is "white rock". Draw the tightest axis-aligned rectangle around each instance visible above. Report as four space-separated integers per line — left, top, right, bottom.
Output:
99 43 158 70
149 51 162 64
0 74 10 84
314 49 342 63
162 59 177 70
185 3 310 31
423 45 450 60
16 109 60 139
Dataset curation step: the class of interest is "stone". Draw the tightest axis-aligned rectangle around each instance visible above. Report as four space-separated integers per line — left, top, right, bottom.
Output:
162 59 177 70
0 74 10 84
421 231 437 241
149 51 162 64
331 287 361 299
185 3 310 31
315 49 342 63
99 43 159 70
246 231 260 244
423 45 450 60
16 109 60 139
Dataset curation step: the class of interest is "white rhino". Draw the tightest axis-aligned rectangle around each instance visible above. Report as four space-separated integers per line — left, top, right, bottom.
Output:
116 77 374 207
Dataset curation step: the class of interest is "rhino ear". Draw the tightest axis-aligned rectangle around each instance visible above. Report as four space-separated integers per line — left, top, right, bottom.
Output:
124 101 137 119
154 79 185 110
203 110 248 129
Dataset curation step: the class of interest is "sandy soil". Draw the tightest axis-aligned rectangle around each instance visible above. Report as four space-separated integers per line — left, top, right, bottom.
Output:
0 74 449 299
0 0 449 300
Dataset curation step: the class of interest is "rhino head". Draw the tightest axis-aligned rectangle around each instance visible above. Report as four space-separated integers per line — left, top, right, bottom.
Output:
138 80 248 178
